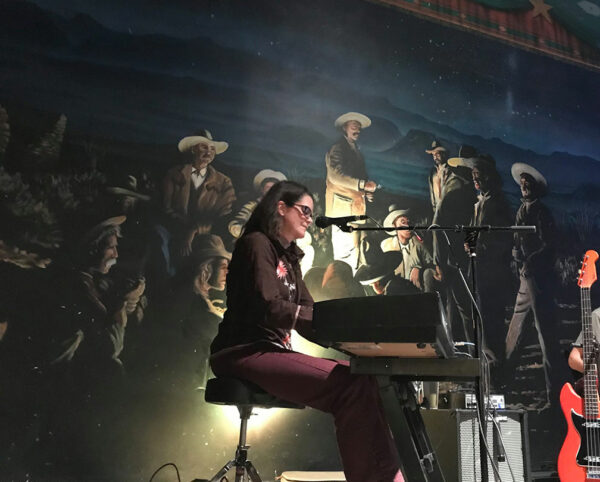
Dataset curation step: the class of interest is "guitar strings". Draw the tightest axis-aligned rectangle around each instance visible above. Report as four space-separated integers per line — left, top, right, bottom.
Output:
582 286 598 475
590 287 596 475
583 286 592 474
583 285 589 474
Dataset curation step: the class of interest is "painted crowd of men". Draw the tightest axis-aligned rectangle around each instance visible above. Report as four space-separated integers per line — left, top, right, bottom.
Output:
0 110 566 477
322 111 565 409
8 112 564 406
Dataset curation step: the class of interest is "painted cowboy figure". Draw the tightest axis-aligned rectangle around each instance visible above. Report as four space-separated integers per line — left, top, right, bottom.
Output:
505 162 568 408
49 216 146 377
448 152 513 364
380 205 437 293
162 129 236 259
171 234 231 390
325 112 377 272
428 143 477 343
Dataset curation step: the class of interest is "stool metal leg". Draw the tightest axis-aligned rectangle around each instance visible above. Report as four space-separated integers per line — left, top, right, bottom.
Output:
244 461 262 482
207 406 263 482
208 459 235 482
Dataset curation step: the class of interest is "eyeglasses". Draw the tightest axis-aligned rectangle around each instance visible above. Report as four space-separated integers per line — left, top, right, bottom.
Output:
293 204 313 219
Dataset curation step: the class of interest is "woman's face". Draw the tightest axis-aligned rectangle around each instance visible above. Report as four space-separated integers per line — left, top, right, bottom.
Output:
278 194 313 243
210 258 229 291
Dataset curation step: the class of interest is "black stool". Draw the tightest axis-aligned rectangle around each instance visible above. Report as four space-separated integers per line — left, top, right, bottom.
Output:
200 377 304 482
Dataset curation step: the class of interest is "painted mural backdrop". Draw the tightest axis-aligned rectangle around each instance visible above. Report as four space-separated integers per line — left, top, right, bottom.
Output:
1 0 599 480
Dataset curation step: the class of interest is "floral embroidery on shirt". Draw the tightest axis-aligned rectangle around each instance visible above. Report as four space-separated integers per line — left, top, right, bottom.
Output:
276 259 288 279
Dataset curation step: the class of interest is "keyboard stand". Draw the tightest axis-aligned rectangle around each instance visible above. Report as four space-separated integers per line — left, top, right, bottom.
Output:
350 358 479 482
377 375 446 482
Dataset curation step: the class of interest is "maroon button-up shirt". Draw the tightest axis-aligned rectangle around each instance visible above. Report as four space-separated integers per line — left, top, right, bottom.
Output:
210 231 314 354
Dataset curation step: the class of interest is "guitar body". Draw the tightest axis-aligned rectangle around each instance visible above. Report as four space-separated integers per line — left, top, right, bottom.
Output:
559 250 600 481
558 382 600 481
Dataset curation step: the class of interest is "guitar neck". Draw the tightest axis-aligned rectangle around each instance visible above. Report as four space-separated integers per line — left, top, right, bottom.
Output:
582 286 598 418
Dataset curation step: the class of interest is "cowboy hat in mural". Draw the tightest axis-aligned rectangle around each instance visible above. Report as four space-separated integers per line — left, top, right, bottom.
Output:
355 238 403 285
82 215 126 248
192 234 232 262
334 112 372 129
253 169 287 193
383 204 412 233
511 162 548 191
425 140 447 154
448 145 495 170
107 175 151 201
177 128 229 154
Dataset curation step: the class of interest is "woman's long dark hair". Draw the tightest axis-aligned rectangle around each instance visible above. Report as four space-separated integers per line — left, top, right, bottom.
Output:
242 180 312 240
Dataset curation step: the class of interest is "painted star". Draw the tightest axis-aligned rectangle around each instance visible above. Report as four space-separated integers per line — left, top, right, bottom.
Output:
529 0 553 23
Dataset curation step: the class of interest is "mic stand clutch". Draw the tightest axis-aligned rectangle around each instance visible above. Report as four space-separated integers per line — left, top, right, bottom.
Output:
330 220 535 482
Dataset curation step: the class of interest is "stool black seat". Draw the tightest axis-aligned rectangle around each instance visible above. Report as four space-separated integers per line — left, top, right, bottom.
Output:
197 377 304 482
205 376 305 409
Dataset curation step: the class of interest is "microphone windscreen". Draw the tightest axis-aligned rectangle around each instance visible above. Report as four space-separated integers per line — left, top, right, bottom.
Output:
315 216 329 229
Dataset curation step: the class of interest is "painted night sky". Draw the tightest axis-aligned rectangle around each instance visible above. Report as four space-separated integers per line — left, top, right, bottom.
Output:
1 0 599 203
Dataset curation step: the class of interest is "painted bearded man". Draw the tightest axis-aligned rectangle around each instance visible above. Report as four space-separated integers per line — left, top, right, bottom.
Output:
162 129 236 259
505 163 569 408
325 112 377 272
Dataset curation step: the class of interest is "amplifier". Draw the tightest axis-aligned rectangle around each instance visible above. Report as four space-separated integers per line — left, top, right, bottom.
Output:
421 409 531 482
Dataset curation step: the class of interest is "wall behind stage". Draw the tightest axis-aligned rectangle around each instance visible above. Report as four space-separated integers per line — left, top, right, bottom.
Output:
1 0 600 479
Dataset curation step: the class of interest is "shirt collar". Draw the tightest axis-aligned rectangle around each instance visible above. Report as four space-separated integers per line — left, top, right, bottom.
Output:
521 197 538 206
399 241 411 252
273 236 304 263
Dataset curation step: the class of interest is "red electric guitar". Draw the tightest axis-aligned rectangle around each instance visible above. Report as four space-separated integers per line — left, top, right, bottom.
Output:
558 250 600 481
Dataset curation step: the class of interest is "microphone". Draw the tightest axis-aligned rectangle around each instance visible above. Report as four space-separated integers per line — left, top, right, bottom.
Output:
315 215 369 229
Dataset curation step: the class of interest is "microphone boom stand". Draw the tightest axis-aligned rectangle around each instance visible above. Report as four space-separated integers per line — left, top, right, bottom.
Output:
341 221 535 482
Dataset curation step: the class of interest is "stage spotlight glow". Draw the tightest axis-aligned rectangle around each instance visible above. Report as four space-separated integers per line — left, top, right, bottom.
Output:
218 405 286 432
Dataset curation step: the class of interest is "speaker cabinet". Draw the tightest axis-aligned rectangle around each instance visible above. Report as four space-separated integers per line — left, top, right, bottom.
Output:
421 409 531 482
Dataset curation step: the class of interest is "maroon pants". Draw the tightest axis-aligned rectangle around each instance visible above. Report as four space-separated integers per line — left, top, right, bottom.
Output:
210 344 402 482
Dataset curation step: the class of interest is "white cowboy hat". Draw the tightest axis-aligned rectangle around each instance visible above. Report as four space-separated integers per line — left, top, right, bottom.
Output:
82 215 126 246
383 205 411 233
511 162 547 189
334 112 371 129
177 129 228 154
253 169 287 193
